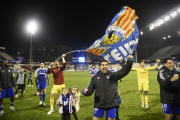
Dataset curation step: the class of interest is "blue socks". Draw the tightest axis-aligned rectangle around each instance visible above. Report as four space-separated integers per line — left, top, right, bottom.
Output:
43 93 46 102
39 93 42 101
10 102 14 106
0 105 3 111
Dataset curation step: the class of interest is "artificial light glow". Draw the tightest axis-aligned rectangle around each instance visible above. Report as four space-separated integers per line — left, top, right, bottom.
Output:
164 16 170 21
171 12 177 17
155 23 160 27
149 25 154 30
168 35 171 38
158 20 164 25
140 32 143 35
27 22 37 33
163 37 166 39
178 9 180 12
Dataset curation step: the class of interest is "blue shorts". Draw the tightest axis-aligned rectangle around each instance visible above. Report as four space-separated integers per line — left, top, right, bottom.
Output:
37 83 47 91
0 87 15 99
162 103 180 114
93 108 116 118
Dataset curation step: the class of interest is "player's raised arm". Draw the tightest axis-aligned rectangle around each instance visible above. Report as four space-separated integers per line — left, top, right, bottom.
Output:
146 59 160 70
131 67 137 71
60 54 67 71
110 55 133 81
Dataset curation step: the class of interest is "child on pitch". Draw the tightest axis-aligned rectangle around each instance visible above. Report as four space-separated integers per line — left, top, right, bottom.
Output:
69 85 81 120
56 87 75 120
27 70 33 87
15 68 27 97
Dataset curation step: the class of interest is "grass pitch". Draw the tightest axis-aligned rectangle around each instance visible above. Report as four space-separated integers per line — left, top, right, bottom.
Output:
2 71 165 120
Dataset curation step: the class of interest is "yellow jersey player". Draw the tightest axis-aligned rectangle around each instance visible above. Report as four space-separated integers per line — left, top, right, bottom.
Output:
132 59 160 109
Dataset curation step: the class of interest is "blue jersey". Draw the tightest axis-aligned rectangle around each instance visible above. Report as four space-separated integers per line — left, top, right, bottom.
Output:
35 68 47 83
109 69 116 72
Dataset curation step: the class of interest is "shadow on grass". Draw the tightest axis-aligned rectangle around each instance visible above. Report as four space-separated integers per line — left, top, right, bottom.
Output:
122 89 137 94
81 102 94 107
85 116 93 120
149 98 160 108
127 112 164 120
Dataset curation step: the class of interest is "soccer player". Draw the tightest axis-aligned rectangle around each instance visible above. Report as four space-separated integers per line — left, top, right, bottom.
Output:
0 60 18 117
47 54 67 115
157 57 180 120
109 64 116 72
131 59 160 109
34 63 49 106
90 64 97 77
82 55 133 120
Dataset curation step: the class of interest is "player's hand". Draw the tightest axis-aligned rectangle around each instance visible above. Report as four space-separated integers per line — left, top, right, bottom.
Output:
156 59 161 63
72 103 75 107
50 62 54 66
84 88 88 94
14 87 18 91
0 88 3 92
171 74 179 81
127 55 133 59
62 54 66 58
48 82 50 85
56 99 59 105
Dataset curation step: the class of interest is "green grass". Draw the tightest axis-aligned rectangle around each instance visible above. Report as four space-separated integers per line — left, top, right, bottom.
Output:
1 71 165 120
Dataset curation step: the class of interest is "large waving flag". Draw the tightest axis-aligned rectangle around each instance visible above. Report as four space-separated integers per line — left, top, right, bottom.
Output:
85 6 139 64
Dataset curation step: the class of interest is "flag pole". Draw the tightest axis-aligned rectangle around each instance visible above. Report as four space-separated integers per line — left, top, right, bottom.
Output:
54 50 84 62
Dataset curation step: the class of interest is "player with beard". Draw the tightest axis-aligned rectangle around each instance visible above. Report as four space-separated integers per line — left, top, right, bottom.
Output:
82 55 133 120
47 54 67 115
0 60 18 117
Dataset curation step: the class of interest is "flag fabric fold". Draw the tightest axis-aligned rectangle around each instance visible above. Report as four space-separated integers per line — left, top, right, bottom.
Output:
85 6 139 64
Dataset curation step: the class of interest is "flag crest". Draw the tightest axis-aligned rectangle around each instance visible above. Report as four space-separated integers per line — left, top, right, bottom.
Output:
85 6 139 64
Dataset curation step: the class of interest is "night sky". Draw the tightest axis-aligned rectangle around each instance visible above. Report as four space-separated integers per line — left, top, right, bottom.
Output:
1 0 180 50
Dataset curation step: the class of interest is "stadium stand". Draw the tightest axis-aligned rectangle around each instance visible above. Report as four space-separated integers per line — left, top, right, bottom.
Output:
148 44 180 60
0 51 15 61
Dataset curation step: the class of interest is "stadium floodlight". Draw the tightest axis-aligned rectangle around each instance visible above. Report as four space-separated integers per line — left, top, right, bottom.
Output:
27 22 37 33
158 20 164 25
178 9 180 12
164 16 170 21
140 32 143 35
155 23 160 27
171 12 177 18
168 35 171 38
149 25 154 30
163 37 166 39
27 21 37 64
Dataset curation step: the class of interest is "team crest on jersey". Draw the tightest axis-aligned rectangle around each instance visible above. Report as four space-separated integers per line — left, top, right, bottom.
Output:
8 70 10 72
107 75 110 79
144 69 146 71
